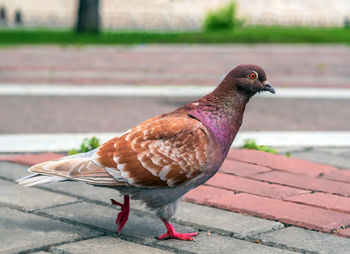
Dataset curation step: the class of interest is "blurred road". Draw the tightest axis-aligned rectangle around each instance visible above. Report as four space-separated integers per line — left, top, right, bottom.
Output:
0 45 349 134
0 96 349 133
1 45 349 87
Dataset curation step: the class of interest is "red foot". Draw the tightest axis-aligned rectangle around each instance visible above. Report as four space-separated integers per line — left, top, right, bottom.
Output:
111 195 130 234
157 219 198 241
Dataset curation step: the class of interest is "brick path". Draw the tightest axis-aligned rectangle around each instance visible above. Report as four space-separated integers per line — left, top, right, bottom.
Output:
2 96 350 134
2 149 350 240
186 149 350 238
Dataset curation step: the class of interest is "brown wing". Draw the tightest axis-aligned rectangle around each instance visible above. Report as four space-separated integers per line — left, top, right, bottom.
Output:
92 114 209 187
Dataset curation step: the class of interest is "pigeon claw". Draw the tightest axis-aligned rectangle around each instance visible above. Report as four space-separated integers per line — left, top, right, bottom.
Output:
110 195 130 234
157 231 198 241
157 219 198 241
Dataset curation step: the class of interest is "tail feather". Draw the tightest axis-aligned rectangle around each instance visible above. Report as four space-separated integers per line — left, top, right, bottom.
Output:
17 150 121 187
17 174 67 187
28 158 88 177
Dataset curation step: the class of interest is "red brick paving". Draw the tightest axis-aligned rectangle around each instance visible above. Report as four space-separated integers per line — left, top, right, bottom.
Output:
1 149 350 238
203 193 350 233
335 227 350 238
285 192 350 214
184 185 235 204
219 159 271 176
227 149 336 177
251 171 350 196
206 173 307 199
321 170 350 184
0 153 63 166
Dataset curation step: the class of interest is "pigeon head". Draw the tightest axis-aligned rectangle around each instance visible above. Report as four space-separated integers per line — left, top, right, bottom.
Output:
228 64 275 96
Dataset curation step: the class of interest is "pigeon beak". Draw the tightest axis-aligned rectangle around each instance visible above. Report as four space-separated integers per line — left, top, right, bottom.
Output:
263 81 275 94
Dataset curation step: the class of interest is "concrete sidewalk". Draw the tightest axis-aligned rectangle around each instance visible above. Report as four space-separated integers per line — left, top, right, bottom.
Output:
1 148 350 254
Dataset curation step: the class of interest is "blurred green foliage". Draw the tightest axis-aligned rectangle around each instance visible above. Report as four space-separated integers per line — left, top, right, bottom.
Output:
68 136 100 155
241 139 278 154
344 18 350 29
203 2 238 31
0 26 349 45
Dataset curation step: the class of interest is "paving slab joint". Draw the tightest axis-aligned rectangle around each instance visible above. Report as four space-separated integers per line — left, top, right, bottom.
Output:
16 235 104 254
31 185 158 221
148 242 194 254
156 218 295 253
172 217 294 253
249 239 318 254
241 225 312 253
35 209 112 235
48 248 72 254
250 223 292 238
331 224 350 234
171 219 234 238
0 174 17 182
32 200 83 212
0 200 29 212
0 202 109 238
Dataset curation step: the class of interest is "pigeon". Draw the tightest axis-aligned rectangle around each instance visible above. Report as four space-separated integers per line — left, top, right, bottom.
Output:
18 64 275 241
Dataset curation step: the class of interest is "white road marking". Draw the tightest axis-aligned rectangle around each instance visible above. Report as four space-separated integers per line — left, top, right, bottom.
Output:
0 84 350 99
1 131 350 152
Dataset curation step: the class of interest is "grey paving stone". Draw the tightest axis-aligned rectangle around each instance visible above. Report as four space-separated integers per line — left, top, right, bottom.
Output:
0 206 101 254
42 181 285 239
313 147 350 156
0 161 28 181
175 201 284 238
0 179 77 211
272 146 306 154
255 226 350 254
340 150 350 159
41 181 149 211
156 232 297 254
42 202 195 244
290 150 350 169
42 181 121 203
51 236 173 254
0 161 155 212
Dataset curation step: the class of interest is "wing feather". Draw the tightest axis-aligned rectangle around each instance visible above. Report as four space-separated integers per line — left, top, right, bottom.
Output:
94 114 209 188
19 114 210 188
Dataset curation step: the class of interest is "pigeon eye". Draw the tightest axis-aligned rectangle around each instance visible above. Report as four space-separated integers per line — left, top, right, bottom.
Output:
249 72 257 80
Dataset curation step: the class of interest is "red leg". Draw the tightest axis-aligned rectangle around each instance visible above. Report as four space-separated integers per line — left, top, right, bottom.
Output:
156 219 198 241
110 195 130 234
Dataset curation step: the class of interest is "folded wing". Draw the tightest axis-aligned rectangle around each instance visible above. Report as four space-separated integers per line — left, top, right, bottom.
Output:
93 114 209 187
19 114 210 189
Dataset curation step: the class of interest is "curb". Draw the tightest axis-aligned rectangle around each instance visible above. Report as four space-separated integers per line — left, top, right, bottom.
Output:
1 131 350 153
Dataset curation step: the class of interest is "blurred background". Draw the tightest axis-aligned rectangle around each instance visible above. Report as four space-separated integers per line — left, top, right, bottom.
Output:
0 0 349 164
0 0 349 29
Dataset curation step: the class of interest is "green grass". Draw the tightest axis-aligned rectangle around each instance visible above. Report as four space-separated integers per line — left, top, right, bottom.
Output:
0 26 349 45
68 136 100 155
203 2 237 31
241 139 278 154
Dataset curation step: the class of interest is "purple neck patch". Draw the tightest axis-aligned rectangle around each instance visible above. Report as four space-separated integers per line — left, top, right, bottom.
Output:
189 105 244 156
